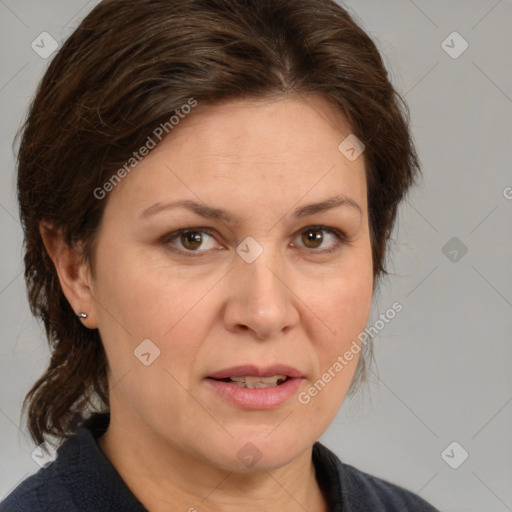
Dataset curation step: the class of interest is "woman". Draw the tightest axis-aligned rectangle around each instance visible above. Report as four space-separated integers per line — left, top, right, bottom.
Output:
1 0 440 510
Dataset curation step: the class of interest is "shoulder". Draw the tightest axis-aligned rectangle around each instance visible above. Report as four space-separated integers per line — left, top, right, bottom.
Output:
0 447 77 512
1 414 145 512
313 442 440 511
341 461 439 511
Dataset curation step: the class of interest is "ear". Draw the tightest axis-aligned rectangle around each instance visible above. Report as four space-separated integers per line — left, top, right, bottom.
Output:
40 222 97 329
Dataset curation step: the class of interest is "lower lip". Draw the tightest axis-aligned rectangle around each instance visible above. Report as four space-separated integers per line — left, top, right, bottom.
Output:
205 377 303 409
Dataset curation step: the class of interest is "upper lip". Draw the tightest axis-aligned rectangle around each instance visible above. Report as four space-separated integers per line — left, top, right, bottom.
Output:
208 364 305 379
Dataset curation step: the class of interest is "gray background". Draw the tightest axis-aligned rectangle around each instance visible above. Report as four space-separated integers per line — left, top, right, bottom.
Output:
1 1 511 510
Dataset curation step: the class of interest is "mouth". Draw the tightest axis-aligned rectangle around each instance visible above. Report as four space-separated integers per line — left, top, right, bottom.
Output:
209 375 290 389
205 364 305 409
207 364 304 383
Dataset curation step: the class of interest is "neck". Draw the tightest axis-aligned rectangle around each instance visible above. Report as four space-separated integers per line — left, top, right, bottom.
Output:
98 412 329 512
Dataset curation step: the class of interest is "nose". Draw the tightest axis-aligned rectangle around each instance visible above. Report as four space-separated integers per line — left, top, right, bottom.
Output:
222 248 300 341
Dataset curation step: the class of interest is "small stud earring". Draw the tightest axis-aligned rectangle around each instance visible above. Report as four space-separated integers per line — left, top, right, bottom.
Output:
77 312 88 320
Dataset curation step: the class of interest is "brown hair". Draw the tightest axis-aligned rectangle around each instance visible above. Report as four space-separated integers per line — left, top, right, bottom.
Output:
17 0 420 444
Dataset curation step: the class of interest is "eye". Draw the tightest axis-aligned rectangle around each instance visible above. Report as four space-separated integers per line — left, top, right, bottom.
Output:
161 225 347 257
291 226 347 254
163 228 221 254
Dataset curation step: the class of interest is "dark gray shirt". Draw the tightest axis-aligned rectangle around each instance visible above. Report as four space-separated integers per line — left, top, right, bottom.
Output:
1 414 440 511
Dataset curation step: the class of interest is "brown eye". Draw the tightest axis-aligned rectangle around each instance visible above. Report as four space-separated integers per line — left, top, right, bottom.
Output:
163 228 220 255
302 229 324 249
180 231 203 250
291 226 347 254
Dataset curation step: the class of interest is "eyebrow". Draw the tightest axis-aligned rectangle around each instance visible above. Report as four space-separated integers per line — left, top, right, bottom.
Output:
139 194 362 222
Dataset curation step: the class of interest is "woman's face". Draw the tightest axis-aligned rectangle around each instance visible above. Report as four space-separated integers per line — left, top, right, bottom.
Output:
89 94 373 471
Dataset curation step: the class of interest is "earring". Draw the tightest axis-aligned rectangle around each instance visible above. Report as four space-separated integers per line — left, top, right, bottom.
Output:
77 312 88 320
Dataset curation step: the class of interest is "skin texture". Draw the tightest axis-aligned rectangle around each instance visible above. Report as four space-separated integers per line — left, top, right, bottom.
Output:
42 94 374 511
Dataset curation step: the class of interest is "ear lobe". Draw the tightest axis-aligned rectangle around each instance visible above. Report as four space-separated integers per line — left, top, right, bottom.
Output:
39 222 97 328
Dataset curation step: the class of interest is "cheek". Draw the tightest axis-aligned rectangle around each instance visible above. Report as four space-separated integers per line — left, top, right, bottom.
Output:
91 246 209 418
313 273 372 383
333 269 373 337
299 246 373 412
304 246 374 344
91 242 222 387
93 241 198 336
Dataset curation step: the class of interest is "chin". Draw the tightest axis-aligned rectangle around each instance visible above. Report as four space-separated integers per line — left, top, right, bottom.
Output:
198 430 312 473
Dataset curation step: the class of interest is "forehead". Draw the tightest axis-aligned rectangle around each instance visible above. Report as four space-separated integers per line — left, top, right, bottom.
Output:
103 94 368 219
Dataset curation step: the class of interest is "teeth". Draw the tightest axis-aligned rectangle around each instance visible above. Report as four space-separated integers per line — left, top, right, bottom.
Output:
228 375 288 388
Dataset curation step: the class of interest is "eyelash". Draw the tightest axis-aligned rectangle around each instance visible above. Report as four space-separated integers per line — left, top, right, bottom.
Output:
161 225 348 257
